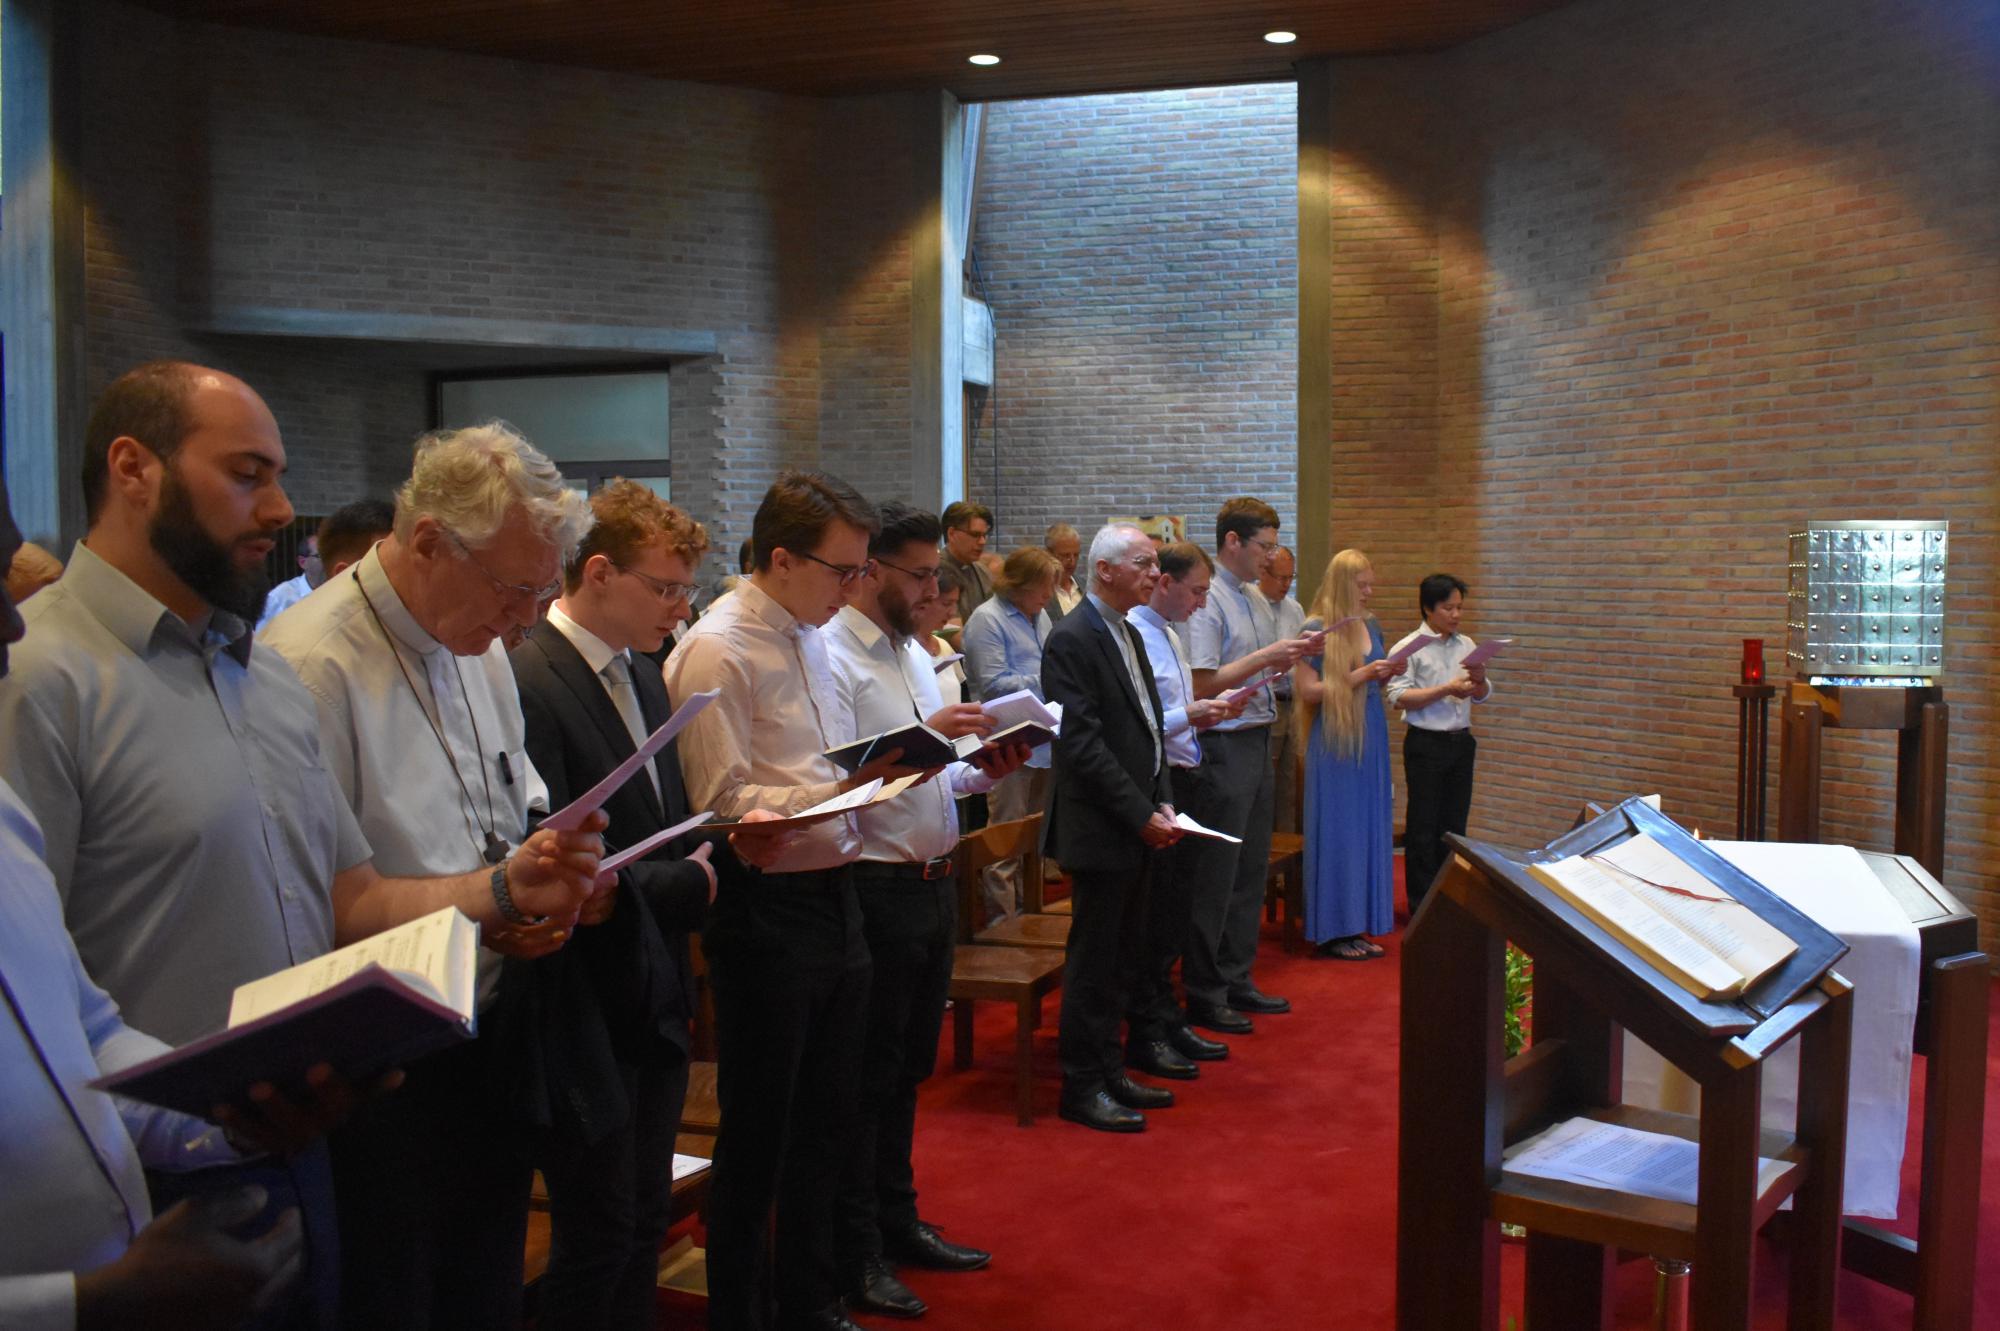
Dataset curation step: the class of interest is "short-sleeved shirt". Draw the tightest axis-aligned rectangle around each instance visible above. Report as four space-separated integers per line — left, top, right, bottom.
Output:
1182 565 1277 731
0 544 368 1044
1246 589 1305 700
262 544 543 878
263 545 544 1004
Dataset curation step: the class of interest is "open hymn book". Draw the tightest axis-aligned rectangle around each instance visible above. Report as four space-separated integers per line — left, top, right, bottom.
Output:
1527 833 1799 1002
95 908 479 1118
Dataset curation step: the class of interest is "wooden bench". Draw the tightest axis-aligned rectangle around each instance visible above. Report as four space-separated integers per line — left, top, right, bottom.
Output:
949 943 1065 1125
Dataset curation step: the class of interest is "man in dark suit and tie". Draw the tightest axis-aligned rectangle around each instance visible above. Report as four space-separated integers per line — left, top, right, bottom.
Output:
506 480 726 1330
1041 522 1187 1132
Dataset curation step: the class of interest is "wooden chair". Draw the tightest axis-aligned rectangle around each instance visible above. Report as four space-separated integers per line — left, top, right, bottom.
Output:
958 815 1071 950
948 944 1065 1125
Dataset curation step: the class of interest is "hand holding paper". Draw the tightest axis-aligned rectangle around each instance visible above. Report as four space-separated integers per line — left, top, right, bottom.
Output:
1383 633 1441 667
1459 636 1513 669
601 810 719 874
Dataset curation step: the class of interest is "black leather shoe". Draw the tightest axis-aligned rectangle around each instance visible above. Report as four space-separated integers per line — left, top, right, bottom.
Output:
1126 1038 1198 1080
1187 1002 1254 1035
1107 1073 1176 1110
1167 1023 1229 1061
883 1220 991 1272
1059 1087 1146 1133
1229 986 1291 1014
794 1304 867 1331
847 1258 927 1318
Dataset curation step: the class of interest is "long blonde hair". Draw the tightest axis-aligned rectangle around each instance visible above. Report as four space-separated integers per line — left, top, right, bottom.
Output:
1299 549 1373 759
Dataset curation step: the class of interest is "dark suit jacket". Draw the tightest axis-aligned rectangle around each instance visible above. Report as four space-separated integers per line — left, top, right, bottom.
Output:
501 620 713 1140
1041 596 1172 875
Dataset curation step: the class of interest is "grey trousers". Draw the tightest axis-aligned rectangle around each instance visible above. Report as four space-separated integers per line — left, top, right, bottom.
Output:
1180 724 1275 1009
1270 697 1299 835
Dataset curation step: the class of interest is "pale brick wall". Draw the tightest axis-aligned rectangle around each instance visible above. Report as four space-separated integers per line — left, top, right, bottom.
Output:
971 85 1299 553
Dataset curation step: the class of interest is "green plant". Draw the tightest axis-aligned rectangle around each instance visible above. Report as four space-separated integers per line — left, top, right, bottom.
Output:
1504 945 1533 1058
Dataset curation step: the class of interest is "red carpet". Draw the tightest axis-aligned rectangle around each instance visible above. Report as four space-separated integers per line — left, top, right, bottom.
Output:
665 875 2000 1329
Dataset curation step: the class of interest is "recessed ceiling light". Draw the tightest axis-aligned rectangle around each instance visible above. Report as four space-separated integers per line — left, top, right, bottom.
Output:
968 53 1001 66
1264 31 1297 45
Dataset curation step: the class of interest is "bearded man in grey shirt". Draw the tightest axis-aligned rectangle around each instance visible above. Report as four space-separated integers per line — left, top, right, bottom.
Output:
0 364 605 1329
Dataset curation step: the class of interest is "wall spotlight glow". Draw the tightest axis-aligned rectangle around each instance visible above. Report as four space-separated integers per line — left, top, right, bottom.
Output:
1264 31 1297 45
968 53 1001 66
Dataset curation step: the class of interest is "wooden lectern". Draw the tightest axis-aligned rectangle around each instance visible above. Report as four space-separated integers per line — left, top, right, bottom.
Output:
1398 800 1855 1331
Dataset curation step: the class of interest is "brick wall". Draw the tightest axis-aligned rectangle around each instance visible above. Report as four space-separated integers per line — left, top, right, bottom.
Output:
75 2 928 563
1317 0 1999 934
971 85 1299 554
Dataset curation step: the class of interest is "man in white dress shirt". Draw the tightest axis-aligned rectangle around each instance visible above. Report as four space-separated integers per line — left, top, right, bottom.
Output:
264 422 604 1331
253 533 320 631
824 503 1031 1318
666 471 914 1331
1044 521 1084 622
1384 574 1492 912
1124 543 1242 1082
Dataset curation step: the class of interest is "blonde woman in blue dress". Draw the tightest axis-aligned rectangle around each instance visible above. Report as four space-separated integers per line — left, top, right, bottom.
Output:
1294 549 1407 959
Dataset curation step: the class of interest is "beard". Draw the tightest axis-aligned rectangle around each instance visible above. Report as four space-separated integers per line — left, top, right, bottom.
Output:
149 467 273 623
880 580 922 640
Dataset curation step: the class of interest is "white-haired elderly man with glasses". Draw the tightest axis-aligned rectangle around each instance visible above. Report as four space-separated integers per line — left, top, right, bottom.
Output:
264 421 605 1331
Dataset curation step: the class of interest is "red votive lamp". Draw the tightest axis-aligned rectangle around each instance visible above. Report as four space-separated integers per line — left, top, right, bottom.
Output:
1741 638 1764 685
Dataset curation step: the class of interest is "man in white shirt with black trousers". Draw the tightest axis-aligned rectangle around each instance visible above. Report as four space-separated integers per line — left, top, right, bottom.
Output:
667 472 921 1331
823 502 1031 1320
1384 573 1492 914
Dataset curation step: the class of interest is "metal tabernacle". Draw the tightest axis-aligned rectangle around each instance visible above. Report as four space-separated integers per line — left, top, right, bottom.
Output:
1786 520 1946 683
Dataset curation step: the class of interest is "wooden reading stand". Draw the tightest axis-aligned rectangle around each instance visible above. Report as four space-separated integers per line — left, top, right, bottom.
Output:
1398 799 1854 1331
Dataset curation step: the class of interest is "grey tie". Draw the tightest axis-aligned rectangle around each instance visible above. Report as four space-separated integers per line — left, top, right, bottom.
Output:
602 652 657 799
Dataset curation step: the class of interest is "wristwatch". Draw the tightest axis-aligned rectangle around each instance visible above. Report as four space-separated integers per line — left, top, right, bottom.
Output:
489 857 545 926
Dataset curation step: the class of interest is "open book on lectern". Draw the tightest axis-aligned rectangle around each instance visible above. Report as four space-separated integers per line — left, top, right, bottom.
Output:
1448 798 1847 1032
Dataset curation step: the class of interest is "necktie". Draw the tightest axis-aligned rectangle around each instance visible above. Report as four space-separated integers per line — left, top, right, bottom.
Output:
602 652 657 799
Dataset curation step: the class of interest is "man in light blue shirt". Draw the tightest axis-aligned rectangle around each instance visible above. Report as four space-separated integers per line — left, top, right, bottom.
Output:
1125 543 1241 1081
1178 499 1319 1033
959 546 1061 922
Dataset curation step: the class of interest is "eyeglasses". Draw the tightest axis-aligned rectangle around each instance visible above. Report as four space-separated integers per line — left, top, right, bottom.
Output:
447 532 562 605
874 555 940 584
616 564 699 603
1125 553 1160 572
792 550 878 588
1247 536 1279 555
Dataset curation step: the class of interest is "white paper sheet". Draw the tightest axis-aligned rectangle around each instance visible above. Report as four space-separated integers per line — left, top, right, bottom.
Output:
541 689 719 831
1171 811 1243 843
1621 840 1919 1218
1504 1116 1793 1207
601 811 717 874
